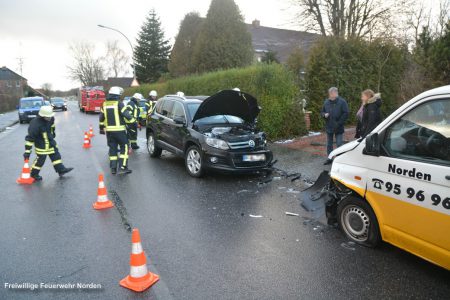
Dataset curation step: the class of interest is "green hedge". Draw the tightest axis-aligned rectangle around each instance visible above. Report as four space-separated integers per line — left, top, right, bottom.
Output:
126 64 306 139
305 37 408 131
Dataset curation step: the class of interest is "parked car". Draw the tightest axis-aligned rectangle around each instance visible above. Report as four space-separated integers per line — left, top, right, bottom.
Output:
50 97 67 111
146 90 273 177
17 96 44 124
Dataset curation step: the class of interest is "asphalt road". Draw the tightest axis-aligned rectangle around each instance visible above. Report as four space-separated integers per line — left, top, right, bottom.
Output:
0 103 449 300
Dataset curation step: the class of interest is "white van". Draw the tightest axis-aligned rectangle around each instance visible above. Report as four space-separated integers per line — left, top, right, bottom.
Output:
325 86 449 269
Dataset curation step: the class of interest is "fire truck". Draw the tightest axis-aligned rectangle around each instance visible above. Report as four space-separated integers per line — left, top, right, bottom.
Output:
78 86 106 113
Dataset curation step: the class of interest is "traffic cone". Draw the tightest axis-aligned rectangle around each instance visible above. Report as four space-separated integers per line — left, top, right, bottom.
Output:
16 159 35 185
92 173 114 210
120 229 159 292
88 124 95 138
82 132 91 149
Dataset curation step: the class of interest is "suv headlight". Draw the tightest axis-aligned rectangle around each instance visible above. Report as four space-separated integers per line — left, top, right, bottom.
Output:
205 137 229 150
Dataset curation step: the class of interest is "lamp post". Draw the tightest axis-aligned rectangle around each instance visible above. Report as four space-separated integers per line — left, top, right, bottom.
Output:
97 24 136 79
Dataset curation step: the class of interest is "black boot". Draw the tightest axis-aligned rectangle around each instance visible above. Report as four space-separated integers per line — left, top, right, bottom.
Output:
58 167 74 177
117 167 132 175
131 144 140 150
111 168 117 175
31 174 43 181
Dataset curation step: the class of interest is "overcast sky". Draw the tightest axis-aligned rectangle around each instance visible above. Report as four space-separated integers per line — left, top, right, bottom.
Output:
0 0 296 90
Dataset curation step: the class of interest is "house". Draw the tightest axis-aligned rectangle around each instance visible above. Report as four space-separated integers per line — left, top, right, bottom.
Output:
246 20 319 63
96 77 139 91
0 66 27 99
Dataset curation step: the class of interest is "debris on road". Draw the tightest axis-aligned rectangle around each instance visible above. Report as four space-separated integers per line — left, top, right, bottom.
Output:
291 175 301 182
237 189 251 194
249 214 263 218
341 241 356 251
285 212 300 217
274 139 294 144
286 188 300 194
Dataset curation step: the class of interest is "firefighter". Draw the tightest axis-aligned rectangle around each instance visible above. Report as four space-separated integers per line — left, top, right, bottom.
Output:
146 90 158 112
125 93 143 150
99 86 133 175
23 106 73 181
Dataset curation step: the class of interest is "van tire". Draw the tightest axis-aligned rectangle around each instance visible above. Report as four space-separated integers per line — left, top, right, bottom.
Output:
337 196 381 248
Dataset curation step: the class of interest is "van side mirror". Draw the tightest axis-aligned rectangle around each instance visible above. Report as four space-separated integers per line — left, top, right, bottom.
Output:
364 133 380 156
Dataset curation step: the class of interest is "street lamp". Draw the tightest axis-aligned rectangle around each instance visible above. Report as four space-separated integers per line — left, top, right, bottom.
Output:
97 24 136 79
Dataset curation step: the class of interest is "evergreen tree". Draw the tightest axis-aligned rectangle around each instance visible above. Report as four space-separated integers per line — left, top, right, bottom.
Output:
134 9 171 83
169 12 203 77
192 0 253 73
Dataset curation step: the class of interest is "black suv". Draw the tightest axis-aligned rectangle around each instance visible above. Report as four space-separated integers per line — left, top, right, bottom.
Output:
146 90 273 177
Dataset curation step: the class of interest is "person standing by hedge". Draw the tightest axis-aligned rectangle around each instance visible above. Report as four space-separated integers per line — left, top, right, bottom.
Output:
356 89 383 139
321 87 349 164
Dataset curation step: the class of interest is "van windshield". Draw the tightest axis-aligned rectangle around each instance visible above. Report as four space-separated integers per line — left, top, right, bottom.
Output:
20 100 43 109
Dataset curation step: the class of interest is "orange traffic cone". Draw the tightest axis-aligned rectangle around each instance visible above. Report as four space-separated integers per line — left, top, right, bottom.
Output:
82 132 91 149
92 173 114 210
16 159 35 185
88 124 95 138
120 229 159 292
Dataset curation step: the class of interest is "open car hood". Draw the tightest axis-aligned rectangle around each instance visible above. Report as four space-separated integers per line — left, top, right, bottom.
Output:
192 90 260 123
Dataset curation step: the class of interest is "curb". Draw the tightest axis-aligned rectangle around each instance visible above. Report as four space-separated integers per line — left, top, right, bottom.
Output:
0 119 19 133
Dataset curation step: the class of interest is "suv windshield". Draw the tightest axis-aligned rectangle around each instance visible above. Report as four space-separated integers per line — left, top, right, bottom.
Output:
195 115 244 125
51 98 64 103
20 100 43 109
187 103 200 121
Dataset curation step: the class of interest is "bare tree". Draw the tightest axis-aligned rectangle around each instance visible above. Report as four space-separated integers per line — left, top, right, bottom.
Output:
104 40 130 78
436 0 450 35
67 42 105 86
41 83 52 96
292 0 402 39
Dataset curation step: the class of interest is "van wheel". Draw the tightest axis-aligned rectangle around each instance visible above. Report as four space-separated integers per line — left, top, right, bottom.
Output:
185 145 204 178
337 196 381 247
147 132 162 158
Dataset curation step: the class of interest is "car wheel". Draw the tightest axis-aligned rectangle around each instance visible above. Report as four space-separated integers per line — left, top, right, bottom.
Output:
147 132 162 158
19 120 23 124
185 145 204 178
337 196 381 247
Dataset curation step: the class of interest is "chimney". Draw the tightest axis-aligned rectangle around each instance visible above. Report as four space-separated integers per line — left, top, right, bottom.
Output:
252 19 260 28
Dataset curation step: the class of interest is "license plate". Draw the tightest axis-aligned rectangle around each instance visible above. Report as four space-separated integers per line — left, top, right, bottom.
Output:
28 115 36 118
242 154 265 162
95 107 100 112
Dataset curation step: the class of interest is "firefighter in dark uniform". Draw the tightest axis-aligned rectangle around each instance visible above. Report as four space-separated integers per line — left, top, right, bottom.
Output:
23 106 73 181
125 93 143 150
99 86 133 175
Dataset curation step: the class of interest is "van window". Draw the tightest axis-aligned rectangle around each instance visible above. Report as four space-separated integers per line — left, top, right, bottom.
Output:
383 99 450 165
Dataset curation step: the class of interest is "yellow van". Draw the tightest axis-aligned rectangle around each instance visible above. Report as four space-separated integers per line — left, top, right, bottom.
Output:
323 86 449 269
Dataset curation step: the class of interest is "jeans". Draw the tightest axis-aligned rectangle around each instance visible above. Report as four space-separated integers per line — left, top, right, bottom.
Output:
326 132 343 155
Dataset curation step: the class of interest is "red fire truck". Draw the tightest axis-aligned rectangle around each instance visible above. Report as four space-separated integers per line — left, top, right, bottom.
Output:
78 86 106 113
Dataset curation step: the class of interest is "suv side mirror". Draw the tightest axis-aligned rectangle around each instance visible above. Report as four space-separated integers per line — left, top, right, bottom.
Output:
364 133 380 156
173 116 186 125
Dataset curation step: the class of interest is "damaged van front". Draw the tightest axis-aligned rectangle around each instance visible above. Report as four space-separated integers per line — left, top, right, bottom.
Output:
304 86 450 270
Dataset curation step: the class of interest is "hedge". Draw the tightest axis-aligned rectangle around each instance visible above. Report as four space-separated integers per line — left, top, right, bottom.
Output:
126 64 306 139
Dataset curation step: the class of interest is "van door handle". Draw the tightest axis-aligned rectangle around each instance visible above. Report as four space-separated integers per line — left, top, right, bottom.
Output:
446 175 450 180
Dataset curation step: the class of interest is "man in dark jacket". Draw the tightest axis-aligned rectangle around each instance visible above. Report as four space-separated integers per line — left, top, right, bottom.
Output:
321 87 349 163
23 106 73 181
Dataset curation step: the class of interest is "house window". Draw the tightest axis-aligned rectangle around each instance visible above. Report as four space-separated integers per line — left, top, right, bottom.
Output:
6 81 12 88
16 81 21 88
